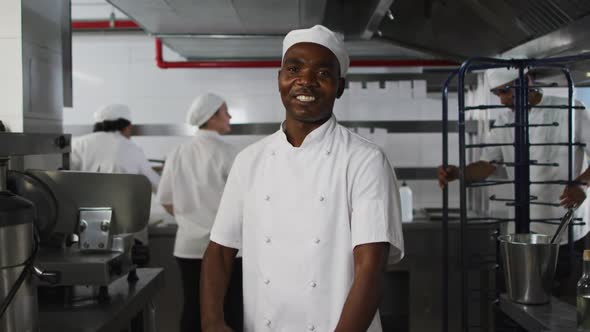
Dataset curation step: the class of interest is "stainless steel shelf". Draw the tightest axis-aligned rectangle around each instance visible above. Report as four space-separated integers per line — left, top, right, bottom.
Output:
395 167 437 180
0 133 71 156
65 120 478 137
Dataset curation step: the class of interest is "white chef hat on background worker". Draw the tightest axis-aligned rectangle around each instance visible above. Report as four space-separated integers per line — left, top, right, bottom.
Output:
93 104 132 122
485 67 522 89
282 24 350 77
186 93 225 127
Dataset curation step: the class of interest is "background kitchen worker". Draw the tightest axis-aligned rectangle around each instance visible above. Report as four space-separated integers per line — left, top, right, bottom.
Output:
438 68 590 300
200 25 404 332
70 103 160 192
156 93 242 332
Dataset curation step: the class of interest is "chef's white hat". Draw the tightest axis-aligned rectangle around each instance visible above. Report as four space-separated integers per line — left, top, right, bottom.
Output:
282 24 350 77
93 104 132 122
486 68 521 89
187 93 225 127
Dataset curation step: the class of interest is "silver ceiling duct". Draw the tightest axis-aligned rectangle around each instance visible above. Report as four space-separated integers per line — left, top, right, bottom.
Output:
377 0 590 59
106 0 447 61
106 0 590 75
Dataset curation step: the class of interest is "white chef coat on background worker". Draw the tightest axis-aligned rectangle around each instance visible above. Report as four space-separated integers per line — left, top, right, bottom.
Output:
70 104 160 192
210 115 404 332
481 95 590 242
71 131 160 191
156 129 237 258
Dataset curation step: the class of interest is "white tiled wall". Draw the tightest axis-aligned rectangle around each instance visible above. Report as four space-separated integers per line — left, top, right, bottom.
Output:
64 32 461 209
0 1 23 132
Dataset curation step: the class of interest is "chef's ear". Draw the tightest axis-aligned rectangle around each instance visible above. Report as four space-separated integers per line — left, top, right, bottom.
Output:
278 69 281 91
336 78 346 99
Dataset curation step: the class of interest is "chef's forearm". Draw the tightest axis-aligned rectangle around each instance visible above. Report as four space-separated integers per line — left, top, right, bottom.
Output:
334 243 389 332
200 242 238 329
162 204 174 216
464 161 497 183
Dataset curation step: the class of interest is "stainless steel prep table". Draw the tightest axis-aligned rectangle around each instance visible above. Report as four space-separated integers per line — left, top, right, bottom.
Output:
39 268 164 332
499 294 578 332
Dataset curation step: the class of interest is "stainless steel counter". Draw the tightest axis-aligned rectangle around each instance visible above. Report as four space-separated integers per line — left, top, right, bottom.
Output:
499 294 578 332
39 268 164 332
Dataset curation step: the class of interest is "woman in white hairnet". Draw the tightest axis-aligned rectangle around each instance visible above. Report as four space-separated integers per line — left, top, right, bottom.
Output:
438 68 590 301
70 104 160 192
156 93 242 332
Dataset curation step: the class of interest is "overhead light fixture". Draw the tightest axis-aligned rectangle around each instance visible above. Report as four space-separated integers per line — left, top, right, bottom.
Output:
586 72 590 78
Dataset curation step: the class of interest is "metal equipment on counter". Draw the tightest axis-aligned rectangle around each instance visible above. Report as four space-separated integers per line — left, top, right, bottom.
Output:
0 133 154 331
8 170 152 289
0 133 70 331
0 190 38 332
441 53 590 332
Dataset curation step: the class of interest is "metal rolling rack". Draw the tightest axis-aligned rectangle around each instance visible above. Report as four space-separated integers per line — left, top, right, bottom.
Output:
441 54 590 332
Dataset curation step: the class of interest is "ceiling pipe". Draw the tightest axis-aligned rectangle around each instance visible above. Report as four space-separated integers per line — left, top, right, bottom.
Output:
155 39 458 69
71 20 141 30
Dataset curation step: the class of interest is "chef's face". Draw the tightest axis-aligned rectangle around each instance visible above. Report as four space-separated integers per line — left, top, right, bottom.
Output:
491 81 516 109
207 103 232 134
278 43 345 123
491 75 535 111
121 124 132 138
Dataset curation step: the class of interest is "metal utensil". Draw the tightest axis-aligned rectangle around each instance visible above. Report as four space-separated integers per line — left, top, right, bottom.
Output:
550 209 576 244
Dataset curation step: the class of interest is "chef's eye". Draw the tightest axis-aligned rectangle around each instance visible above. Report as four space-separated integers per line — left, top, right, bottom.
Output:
287 66 299 74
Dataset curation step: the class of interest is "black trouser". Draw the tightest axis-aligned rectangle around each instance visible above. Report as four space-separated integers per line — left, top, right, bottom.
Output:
553 235 587 303
176 257 243 332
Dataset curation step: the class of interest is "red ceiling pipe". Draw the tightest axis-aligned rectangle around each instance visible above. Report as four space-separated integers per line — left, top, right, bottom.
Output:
156 39 458 69
72 20 141 30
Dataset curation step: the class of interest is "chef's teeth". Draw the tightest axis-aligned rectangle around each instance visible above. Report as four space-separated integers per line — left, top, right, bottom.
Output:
296 95 315 102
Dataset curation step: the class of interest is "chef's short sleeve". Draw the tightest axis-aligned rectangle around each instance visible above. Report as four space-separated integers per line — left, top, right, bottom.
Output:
210 153 244 250
480 116 506 163
156 149 177 205
576 100 590 157
350 148 404 263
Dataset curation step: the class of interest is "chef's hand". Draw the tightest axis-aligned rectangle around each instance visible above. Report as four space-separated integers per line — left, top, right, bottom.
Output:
437 165 460 189
560 184 587 209
203 322 234 332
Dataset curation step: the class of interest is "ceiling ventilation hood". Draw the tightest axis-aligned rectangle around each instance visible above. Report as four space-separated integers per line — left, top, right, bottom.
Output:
106 0 445 61
106 0 590 78
377 0 590 59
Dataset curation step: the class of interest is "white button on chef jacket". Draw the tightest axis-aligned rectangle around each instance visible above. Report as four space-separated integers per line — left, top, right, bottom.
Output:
211 115 404 332
71 131 160 191
156 130 237 258
481 96 590 243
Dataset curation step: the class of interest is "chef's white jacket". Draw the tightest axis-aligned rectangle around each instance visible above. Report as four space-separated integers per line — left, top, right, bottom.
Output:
210 115 404 332
156 130 237 259
481 95 590 242
70 131 160 191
